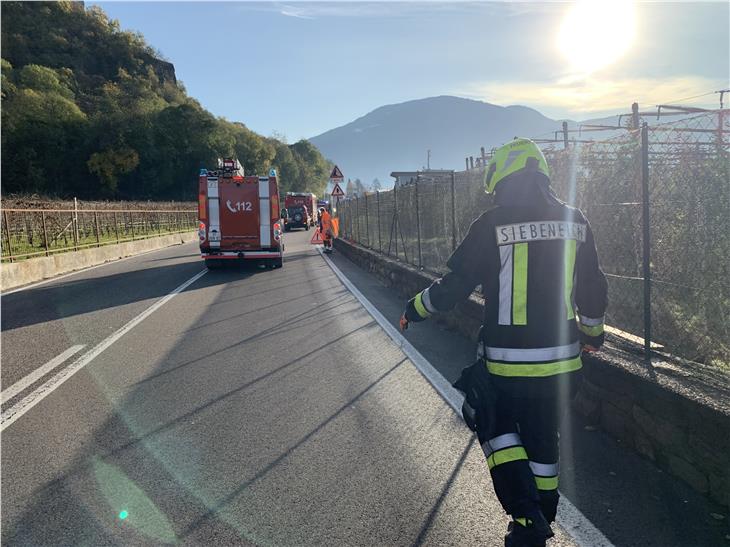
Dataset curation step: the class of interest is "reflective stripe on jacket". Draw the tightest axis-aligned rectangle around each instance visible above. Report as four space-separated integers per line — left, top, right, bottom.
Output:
414 195 607 381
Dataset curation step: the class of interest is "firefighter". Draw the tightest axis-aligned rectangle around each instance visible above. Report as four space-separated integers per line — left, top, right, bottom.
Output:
400 138 607 547
319 207 334 253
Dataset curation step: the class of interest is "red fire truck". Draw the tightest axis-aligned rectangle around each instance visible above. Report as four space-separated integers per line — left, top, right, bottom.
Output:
283 192 318 231
198 158 283 269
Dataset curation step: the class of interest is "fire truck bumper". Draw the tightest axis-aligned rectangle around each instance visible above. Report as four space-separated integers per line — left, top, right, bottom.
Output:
201 251 283 260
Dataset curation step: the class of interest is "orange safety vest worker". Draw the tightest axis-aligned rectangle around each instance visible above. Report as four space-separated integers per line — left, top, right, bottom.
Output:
320 209 334 251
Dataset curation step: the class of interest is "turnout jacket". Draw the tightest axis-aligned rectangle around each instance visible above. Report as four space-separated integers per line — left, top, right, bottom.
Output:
412 183 607 392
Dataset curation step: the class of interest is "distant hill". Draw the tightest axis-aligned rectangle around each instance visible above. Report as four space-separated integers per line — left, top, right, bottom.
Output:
310 96 570 188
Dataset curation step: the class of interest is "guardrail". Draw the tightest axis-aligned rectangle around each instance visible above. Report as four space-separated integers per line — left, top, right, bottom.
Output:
1 208 197 262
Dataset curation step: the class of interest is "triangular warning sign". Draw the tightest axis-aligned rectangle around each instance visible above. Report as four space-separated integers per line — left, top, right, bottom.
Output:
310 228 324 244
330 165 344 179
331 182 345 197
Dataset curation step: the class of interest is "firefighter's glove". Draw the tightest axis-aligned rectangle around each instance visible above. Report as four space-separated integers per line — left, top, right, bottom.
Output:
452 360 497 438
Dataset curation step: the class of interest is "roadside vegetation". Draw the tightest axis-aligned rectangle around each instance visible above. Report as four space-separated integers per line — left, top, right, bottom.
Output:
1 1 331 201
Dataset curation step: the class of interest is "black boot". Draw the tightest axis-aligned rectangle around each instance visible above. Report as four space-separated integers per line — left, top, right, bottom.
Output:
504 508 554 547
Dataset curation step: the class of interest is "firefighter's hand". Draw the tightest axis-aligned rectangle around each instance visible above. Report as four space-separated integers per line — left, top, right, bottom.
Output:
403 297 427 325
399 314 409 331
580 331 604 352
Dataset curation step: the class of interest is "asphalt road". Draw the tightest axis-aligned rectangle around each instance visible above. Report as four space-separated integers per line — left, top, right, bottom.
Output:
1 231 727 546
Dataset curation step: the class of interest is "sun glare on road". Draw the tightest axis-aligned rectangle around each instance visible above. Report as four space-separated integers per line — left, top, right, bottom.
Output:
558 0 636 75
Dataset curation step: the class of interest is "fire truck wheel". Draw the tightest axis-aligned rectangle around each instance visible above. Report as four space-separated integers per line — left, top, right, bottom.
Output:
269 257 283 269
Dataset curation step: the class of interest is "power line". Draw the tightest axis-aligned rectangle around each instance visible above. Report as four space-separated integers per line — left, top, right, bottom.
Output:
654 90 721 108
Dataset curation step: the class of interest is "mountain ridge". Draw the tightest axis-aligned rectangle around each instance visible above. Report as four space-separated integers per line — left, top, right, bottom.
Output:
310 95 574 187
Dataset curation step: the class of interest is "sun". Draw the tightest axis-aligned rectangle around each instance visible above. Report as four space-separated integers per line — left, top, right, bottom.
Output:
557 0 636 75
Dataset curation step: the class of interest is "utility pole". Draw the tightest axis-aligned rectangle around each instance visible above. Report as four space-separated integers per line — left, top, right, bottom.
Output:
427 149 431 170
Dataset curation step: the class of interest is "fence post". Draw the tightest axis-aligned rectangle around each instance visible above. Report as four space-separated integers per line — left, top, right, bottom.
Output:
94 211 101 246
355 196 360 243
415 181 422 268
562 121 569 149
72 199 79 251
364 193 369 247
3 211 13 263
41 211 49 256
376 191 382 252
393 184 398 258
450 171 457 252
632 102 640 130
641 122 652 363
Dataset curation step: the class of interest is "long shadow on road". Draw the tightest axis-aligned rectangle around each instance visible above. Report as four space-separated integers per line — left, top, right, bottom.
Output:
2 247 405 546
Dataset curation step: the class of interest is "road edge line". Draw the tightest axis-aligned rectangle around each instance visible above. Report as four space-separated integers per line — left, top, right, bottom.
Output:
317 248 616 547
1 269 207 432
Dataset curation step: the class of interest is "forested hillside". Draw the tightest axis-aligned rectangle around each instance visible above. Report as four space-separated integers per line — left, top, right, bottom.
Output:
1 1 330 200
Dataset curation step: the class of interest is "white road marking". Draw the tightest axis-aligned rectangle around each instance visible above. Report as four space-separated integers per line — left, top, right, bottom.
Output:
318 247 616 547
1 345 86 404
0 269 207 432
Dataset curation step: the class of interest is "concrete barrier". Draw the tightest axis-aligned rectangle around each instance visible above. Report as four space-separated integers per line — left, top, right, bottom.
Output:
1 232 198 291
334 237 730 508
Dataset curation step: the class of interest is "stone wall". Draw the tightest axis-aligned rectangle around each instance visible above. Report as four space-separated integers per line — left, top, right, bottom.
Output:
334 237 730 508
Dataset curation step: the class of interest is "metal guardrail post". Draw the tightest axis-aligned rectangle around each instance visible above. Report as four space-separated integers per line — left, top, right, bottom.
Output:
415 181 422 268
4 211 14 262
94 211 101 246
41 211 49 256
641 122 652 363
450 171 457 252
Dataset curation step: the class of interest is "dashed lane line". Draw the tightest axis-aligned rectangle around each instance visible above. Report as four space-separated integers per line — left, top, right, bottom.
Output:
1 345 86 404
317 247 616 547
1 269 207 432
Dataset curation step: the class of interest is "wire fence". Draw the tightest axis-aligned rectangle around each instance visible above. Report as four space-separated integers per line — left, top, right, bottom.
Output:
338 108 729 368
1 207 198 261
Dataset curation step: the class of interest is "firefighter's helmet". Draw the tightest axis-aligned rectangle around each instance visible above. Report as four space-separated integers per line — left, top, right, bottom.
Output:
484 138 550 194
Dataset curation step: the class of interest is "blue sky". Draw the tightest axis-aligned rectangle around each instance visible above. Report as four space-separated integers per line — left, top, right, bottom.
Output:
95 1 729 140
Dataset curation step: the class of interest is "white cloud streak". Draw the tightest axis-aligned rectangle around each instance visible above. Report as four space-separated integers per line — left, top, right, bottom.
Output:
459 75 727 118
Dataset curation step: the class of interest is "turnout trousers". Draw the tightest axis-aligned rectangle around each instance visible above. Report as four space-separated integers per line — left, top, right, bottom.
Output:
477 391 561 523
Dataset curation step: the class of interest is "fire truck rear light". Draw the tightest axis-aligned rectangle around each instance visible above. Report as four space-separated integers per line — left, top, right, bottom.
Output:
198 221 206 241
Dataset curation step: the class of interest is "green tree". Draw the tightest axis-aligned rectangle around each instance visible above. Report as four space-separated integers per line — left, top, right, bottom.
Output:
87 147 139 194
0 1 331 200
